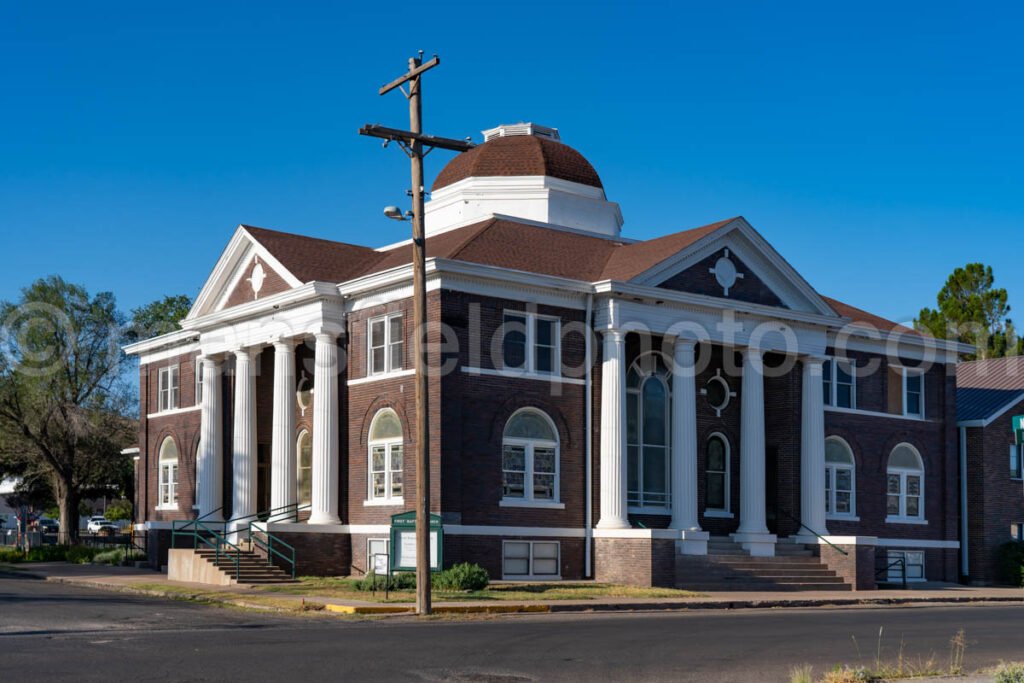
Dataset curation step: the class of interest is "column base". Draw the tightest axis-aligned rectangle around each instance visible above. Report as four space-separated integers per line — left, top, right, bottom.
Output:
788 532 827 546
595 518 631 530
308 513 342 526
676 529 710 556
730 531 777 557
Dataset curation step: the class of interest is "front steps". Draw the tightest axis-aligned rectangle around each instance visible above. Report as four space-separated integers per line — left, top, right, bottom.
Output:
675 537 851 592
168 547 296 586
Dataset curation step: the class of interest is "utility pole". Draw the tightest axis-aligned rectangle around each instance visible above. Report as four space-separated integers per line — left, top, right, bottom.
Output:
360 53 473 616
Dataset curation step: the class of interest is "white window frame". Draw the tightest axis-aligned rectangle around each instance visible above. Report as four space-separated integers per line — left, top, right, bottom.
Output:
297 430 312 506
1011 523 1023 541
158 365 180 413
704 432 731 516
886 443 926 524
366 537 389 575
367 313 404 376
367 410 403 505
824 436 857 520
192 441 201 511
502 540 561 580
194 357 203 405
157 437 179 510
1011 444 1023 480
902 368 925 419
500 311 561 376
500 409 561 507
627 355 672 513
885 549 926 583
823 357 856 410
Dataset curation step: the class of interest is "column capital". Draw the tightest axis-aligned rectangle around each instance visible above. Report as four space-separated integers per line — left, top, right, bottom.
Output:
198 352 226 367
272 337 297 353
232 345 262 360
601 328 626 343
801 353 827 366
671 336 698 354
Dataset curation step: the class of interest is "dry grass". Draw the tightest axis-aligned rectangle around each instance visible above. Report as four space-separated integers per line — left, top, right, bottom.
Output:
794 628 969 682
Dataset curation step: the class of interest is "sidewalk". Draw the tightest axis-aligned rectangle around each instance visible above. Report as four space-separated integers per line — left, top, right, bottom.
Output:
9 562 1024 616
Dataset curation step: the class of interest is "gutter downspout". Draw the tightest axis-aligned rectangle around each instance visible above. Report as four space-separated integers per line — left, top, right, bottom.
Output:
959 426 969 580
584 292 594 578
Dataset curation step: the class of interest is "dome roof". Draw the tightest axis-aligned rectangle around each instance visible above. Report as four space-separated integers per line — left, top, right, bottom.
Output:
432 134 604 192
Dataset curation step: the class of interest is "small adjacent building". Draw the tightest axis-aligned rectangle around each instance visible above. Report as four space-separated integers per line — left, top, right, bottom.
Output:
957 357 1024 584
125 123 970 589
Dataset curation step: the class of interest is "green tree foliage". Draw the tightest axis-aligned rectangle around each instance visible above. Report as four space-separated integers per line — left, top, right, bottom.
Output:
915 263 1022 359
104 498 132 521
0 276 135 543
125 294 192 342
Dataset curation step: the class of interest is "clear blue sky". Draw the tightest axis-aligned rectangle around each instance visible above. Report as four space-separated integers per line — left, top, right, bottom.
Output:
2 1 1021 326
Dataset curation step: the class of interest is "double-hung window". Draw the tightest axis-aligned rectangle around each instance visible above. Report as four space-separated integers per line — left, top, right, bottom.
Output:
823 358 856 409
367 409 403 503
194 357 204 404
501 410 559 504
824 437 856 517
158 437 179 508
502 540 560 579
1011 444 1023 480
886 443 925 522
501 312 559 375
158 365 180 412
886 550 925 582
368 314 404 375
904 370 924 418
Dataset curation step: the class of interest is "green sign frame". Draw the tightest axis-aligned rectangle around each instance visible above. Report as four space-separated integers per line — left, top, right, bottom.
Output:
1014 415 1024 445
389 511 443 573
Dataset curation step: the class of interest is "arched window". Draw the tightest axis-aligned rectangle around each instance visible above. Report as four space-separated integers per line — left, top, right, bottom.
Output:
887 443 924 521
296 430 312 506
158 437 179 508
192 439 201 511
502 409 560 503
705 433 730 513
627 353 671 509
825 437 856 517
499 411 557 501
368 409 403 503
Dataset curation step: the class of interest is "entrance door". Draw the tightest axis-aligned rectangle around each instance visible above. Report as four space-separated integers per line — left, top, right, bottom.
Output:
765 446 779 535
256 443 271 518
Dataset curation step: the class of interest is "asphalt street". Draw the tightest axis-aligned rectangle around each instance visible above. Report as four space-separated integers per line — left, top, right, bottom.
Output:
1 571 1022 682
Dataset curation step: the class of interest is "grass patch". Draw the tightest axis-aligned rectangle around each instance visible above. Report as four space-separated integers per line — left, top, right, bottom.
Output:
994 661 1024 683
256 577 701 602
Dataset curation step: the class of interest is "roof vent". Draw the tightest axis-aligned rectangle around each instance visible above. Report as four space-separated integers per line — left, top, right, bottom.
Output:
481 122 560 142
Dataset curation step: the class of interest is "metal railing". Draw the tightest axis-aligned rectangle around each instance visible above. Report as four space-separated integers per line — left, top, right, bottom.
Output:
876 557 908 589
778 507 849 556
247 502 310 580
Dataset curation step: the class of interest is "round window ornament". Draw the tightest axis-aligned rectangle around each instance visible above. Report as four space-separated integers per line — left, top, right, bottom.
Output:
701 370 735 417
708 248 745 297
247 258 266 299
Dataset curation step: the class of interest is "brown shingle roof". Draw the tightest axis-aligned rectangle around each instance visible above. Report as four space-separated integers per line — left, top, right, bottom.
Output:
599 218 737 281
432 135 604 191
820 295 921 335
243 225 383 284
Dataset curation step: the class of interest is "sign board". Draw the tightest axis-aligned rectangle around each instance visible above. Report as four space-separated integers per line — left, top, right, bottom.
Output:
1014 415 1024 445
373 552 390 575
389 511 443 572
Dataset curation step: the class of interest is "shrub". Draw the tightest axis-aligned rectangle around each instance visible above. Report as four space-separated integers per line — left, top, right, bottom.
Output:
91 548 145 566
788 665 813 683
997 541 1024 586
0 547 26 563
25 545 69 562
66 545 98 564
433 563 490 591
355 571 417 592
996 662 1024 683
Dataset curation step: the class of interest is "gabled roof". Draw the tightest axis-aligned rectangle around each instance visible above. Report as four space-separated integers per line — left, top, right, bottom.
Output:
820 296 920 336
599 218 736 281
243 225 381 284
956 387 1024 423
957 356 1024 391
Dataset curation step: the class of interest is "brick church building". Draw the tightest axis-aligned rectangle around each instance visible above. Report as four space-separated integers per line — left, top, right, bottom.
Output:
126 123 971 590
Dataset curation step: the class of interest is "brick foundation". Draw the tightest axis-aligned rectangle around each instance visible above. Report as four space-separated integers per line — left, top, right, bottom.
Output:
819 542 876 590
595 537 675 587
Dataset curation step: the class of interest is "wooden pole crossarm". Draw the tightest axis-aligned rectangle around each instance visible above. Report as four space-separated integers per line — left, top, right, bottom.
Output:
378 56 440 96
358 124 475 153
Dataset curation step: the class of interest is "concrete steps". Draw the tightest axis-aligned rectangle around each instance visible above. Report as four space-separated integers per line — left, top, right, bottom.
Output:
194 548 297 585
676 537 850 592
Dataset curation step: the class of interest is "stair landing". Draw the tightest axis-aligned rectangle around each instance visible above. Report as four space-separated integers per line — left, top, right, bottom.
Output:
168 547 296 586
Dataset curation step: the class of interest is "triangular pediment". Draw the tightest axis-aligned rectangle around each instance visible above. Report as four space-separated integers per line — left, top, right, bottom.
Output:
186 226 303 320
633 217 838 316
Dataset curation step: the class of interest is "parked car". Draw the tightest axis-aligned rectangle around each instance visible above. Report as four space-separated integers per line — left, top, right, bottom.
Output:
86 516 117 534
37 518 59 534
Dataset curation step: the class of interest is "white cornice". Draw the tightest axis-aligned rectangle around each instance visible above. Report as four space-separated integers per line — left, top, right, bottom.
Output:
123 328 199 357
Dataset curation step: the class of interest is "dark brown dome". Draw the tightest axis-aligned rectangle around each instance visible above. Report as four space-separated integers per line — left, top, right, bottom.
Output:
432 135 603 192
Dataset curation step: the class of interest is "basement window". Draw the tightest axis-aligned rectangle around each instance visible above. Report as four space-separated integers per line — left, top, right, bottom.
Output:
885 550 925 583
502 540 560 580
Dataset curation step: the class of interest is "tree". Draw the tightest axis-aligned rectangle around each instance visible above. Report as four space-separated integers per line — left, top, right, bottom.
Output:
0 276 135 543
104 498 132 522
916 263 1022 360
125 294 192 342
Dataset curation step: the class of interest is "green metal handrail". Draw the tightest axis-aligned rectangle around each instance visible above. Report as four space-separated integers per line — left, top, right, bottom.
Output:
171 507 225 549
778 507 849 556
247 502 311 579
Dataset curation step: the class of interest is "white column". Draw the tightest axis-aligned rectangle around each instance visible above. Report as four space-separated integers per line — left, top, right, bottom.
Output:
597 329 629 529
231 347 258 528
197 355 223 521
732 347 776 556
797 356 828 540
671 339 708 554
270 339 297 522
309 332 341 525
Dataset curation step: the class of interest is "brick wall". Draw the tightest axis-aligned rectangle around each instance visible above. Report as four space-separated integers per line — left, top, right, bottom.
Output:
594 537 675 587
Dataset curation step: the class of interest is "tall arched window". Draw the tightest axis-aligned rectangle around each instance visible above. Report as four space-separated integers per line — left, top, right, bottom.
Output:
296 430 312 506
158 437 179 509
368 409 403 503
825 437 856 518
502 409 559 503
705 433 730 513
887 443 924 521
627 353 671 509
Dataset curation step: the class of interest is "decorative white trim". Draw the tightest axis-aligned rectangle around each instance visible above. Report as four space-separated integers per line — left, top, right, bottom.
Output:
826 514 860 522
445 525 585 538
592 528 682 540
885 516 929 526
628 506 672 516
875 537 959 549
825 406 929 422
154 504 179 511
461 366 585 385
147 405 201 420
363 498 405 507
348 369 416 386
703 509 734 519
499 500 565 510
